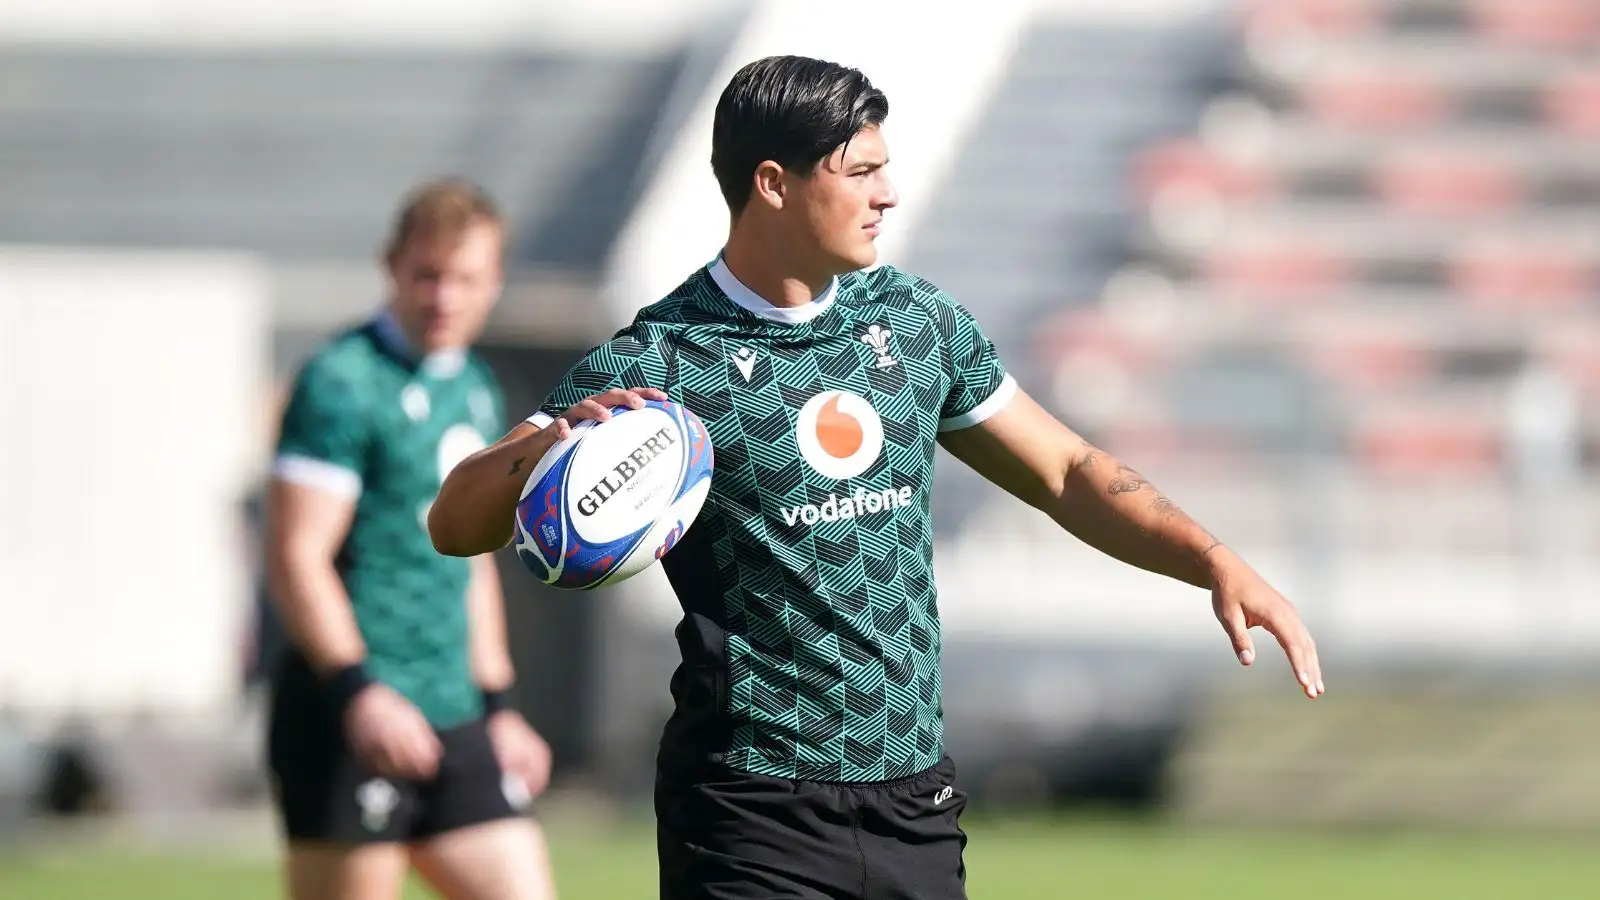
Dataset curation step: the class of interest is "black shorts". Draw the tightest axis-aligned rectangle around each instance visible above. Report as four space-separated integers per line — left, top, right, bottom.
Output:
655 755 968 900
267 653 528 844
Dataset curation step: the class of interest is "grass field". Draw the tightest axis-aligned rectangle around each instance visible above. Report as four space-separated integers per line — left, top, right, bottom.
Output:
4 813 1598 899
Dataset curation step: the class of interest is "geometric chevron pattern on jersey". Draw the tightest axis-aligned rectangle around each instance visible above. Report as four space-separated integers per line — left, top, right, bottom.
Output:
535 260 1013 782
275 321 507 729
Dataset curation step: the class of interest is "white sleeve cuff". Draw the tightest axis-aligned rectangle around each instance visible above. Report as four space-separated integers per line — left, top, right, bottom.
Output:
525 412 555 428
938 374 1018 433
272 454 362 499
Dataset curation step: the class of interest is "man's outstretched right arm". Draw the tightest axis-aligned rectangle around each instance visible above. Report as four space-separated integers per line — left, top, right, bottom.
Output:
429 387 667 557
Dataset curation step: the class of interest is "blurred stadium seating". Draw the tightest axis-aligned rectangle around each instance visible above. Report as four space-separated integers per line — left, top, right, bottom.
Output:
972 0 1600 530
888 0 1600 821
1091 0 1600 481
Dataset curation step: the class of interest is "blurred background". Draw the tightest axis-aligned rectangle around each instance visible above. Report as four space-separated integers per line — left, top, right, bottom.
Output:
3 0 1600 896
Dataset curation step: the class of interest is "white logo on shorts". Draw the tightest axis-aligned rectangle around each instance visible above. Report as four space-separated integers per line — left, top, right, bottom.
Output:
356 778 400 832
502 773 532 812
934 786 954 806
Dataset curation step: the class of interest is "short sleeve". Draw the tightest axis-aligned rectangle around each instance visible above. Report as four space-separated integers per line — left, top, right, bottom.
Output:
273 356 370 498
524 326 671 428
933 291 1016 432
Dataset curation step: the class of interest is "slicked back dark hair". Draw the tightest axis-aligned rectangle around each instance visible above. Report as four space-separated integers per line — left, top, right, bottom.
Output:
711 55 889 214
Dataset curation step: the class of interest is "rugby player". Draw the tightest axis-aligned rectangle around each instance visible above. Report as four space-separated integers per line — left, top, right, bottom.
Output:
267 180 557 900
430 57 1322 899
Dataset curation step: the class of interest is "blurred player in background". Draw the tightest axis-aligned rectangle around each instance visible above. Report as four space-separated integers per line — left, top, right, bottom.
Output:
266 180 557 900
429 57 1323 900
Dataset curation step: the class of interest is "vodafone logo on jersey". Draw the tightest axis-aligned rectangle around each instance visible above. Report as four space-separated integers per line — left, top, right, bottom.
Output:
795 390 884 480
782 390 913 528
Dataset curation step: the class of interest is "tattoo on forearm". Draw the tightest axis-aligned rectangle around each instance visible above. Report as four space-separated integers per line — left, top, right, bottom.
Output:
1107 464 1149 495
508 457 527 477
1108 462 1213 535
1090 458 1225 579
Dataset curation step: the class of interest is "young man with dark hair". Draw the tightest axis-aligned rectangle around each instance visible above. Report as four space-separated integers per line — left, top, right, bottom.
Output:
430 57 1323 899
267 179 558 900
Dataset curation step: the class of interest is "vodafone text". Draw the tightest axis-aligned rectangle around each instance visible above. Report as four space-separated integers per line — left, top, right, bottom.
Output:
780 485 916 527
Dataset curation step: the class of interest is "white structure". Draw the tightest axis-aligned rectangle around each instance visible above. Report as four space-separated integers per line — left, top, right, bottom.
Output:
0 248 269 720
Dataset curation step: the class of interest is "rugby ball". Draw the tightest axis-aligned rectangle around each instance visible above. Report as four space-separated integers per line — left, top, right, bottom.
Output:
512 399 713 590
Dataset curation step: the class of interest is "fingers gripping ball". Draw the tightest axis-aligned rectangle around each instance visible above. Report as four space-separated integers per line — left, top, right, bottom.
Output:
513 400 713 590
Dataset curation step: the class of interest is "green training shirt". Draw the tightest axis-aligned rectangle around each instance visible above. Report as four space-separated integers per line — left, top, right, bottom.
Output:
532 259 1014 782
275 313 505 728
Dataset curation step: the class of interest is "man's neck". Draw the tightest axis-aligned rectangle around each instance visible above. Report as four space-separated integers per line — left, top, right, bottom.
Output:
375 307 466 377
720 230 834 309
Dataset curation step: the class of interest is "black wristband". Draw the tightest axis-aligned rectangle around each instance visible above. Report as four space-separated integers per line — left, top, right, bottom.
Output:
325 662 376 715
481 686 513 717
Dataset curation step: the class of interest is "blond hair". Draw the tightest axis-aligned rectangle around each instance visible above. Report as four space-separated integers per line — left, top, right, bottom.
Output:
384 178 504 263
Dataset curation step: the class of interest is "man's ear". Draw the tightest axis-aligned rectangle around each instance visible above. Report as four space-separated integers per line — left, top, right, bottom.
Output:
751 160 787 210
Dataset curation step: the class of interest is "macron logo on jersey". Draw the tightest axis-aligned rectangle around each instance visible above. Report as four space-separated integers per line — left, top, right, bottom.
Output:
781 390 912 527
732 347 757 382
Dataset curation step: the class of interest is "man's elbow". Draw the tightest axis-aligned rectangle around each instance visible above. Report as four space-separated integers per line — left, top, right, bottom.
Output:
263 553 293 611
427 499 474 557
1019 444 1076 514
429 501 508 558
1046 445 1101 525
264 539 328 607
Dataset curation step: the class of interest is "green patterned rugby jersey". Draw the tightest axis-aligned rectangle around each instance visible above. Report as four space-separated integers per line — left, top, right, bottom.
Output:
274 312 506 728
532 259 1015 782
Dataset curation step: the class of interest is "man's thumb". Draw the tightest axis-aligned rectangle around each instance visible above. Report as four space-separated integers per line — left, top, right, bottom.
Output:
1219 602 1255 665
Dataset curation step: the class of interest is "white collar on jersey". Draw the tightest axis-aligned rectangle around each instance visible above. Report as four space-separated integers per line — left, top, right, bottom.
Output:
708 257 838 325
373 307 467 379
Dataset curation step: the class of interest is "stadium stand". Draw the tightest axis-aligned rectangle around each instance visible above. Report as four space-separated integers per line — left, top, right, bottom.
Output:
907 13 1235 528
914 0 1600 812
1033 0 1600 483
0 48 684 269
1072 0 1600 825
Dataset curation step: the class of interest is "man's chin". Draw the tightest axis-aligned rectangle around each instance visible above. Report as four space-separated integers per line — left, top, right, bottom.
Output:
421 326 471 354
832 244 879 274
